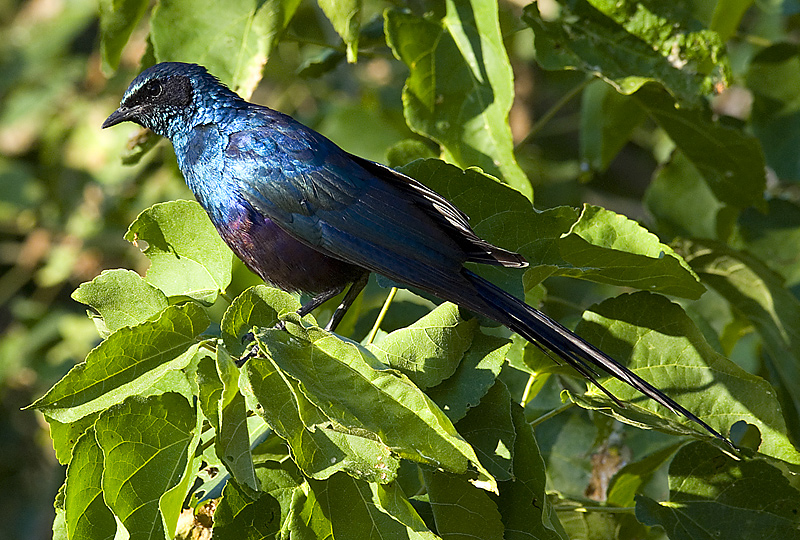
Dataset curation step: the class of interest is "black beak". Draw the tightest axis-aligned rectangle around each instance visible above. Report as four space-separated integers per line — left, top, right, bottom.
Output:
102 107 132 129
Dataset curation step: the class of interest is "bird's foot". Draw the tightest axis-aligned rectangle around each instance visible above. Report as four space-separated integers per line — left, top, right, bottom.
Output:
235 332 260 367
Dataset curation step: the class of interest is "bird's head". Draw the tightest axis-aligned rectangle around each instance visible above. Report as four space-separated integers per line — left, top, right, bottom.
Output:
103 62 235 138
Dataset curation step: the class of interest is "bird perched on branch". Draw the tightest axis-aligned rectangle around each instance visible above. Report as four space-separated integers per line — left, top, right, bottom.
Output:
104 61 730 445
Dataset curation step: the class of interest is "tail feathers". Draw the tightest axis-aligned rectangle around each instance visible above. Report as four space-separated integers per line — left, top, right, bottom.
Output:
461 270 732 447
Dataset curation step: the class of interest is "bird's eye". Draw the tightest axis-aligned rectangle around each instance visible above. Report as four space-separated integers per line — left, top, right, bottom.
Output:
144 80 163 98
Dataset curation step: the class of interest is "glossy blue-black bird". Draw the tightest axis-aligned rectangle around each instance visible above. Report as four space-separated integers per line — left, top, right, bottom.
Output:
103 62 729 444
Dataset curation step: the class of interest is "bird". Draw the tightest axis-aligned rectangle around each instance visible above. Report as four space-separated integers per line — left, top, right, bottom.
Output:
103 61 730 446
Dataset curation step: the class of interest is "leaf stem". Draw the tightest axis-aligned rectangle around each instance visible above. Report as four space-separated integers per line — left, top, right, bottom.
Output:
365 287 398 345
529 401 575 428
520 374 537 406
515 76 594 151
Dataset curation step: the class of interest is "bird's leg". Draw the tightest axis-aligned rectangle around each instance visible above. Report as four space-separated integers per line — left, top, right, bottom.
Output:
324 273 369 332
296 285 348 320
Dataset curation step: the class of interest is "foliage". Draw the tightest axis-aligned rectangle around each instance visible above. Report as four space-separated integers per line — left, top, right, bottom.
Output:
4 0 800 539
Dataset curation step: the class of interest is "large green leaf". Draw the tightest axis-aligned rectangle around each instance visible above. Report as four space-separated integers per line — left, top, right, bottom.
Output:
243 351 400 483
252 317 497 491
368 302 477 389
125 200 233 304
220 284 307 357
634 85 766 210
71 269 168 337
385 1 531 199
400 159 704 298
746 43 800 181
291 473 436 539
636 442 800 540
422 469 505 539
64 428 116 540
29 303 209 423
98 0 150 73
150 0 301 97
580 80 647 172
494 403 567 540
574 291 800 464
426 330 510 423
318 0 361 63
94 393 198 540
523 0 726 104
681 238 800 446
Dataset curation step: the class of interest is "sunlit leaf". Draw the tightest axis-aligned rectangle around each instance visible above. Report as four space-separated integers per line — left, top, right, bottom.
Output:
125 200 233 304
386 1 532 199
29 303 209 423
64 428 116 540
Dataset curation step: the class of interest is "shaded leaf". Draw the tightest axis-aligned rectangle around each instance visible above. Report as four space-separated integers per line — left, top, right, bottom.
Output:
318 0 361 63
125 200 233 304
636 442 800 540
495 403 567 540
575 291 800 463
523 0 723 104
426 330 510 423
634 85 766 210
455 381 515 482
580 79 647 172
422 469 505 539
71 269 168 337
682 238 800 449
29 303 209 423
386 1 531 199
46 412 100 465
369 302 477 389
98 0 150 73
739 198 800 287
605 441 683 508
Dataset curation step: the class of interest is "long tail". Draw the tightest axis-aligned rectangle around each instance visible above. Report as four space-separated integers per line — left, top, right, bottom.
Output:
460 269 732 447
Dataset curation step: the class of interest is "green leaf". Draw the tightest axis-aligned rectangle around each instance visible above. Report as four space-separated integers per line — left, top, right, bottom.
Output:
523 0 725 104
368 302 477 389
495 403 567 540
94 393 197 540
634 85 766 210
636 442 800 540
580 80 647 172
292 473 436 539
29 303 209 423
455 381 515 482
71 269 168 337
739 199 800 287
575 291 800 464
318 0 361 63
46 412 100 465
213 478 283 539
150 0 302 98
426 330 510 423
400 160 704 298
198 344 260 493
681 238 800 449
125 200 233 304
243 352 400 483
710 0 754 41
64 428 116 540
422 469 505 539
220 285 304 357
386 1 531 199
252 320 497 491
746 43 800 181
644 151 731 241
98 0 150 73
213 460 304 540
